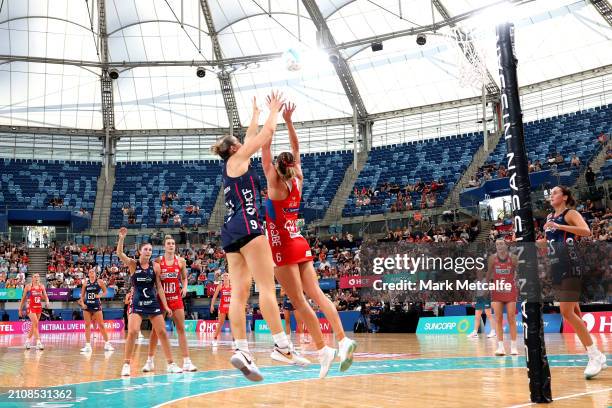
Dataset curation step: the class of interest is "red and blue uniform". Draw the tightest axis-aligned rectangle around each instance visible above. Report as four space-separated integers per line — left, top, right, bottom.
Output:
491 255 517 303
264 177 313 267
27 286 43 315
218 285 231 315
159 256 183 311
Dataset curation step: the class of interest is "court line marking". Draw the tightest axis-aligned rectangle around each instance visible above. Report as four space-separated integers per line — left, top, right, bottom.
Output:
505 387 612 408
40 352 595 388
152 366 611 408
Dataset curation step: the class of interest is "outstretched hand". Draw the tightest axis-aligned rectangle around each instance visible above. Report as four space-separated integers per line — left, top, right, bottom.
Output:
282 102 296 123
266 90 285 113
252 96 261 116
118 227 128 239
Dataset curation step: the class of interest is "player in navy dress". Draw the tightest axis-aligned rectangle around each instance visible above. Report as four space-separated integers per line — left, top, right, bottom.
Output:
543 186 605 379
117 227 182 376
78 267 114 353
211 91 307 382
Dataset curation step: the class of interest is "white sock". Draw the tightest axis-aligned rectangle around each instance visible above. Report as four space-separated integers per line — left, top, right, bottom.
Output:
339 337 350 347
318 346 327 356
85 343 90 347
511 340 517 347
272 332 289 350
586 344 599 356
498 341 504 348
147 356 154 362
183 357 191 364
235 339 249 353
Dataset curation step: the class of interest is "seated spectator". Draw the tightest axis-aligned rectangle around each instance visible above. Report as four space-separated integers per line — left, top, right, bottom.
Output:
534 160 542 171
185 204 194 215
468 176 480 187
570 154 581 167
173 214 182 225
598 132 608 145
547 154 556 166
193 204 200 215
555 152 564 164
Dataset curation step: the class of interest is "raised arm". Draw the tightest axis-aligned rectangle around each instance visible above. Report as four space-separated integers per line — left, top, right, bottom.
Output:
282 102 303 180
261 125 276 180
231 91 285 164
116 227 136 273
244 96 261 143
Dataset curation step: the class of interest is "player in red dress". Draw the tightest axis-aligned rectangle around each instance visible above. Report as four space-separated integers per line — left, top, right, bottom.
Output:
210 272 231 347
487 239 519 356
18 273 50 350
144 235 197 372
262 102 357 378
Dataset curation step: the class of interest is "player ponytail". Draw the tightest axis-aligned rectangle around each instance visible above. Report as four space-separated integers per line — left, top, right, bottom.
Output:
211 135 239 161
275 151 296 180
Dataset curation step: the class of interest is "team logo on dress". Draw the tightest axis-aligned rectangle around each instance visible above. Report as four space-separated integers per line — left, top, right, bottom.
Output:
22 321 32 334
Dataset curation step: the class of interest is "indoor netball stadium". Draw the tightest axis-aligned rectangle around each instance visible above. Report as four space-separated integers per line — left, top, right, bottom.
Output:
0 0 610 407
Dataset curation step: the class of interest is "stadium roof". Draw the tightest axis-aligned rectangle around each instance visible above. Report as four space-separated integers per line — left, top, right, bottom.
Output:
0 0 611 130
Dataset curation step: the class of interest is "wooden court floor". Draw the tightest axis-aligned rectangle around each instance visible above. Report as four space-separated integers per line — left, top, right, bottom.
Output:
0 332 609 407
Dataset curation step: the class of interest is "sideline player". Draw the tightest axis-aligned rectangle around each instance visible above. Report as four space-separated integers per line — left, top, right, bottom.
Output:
18 273 50 350
143 235 197 372
78 267 114 352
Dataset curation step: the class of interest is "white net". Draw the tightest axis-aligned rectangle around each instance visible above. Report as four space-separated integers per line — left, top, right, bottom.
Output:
441 27 493 91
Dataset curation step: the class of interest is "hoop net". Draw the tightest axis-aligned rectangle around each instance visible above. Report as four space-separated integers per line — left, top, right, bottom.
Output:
442 27 492 91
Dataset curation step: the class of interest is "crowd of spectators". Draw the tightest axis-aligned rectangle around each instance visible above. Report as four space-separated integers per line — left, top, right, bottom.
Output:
0 241 28 289
48 197 64 208
379 218 480 244
353 178 446 211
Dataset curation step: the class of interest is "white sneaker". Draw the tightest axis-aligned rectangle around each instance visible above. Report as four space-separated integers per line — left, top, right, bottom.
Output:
230 350 263 382
166 362 183 374
36 341 44 350
138 331 144 339
270 345 311 367
24 341 31 350
338 338 357 372
142 359 154 372
104 342 114 351
495 343 506 356
212 340 218 347
584 352 607 379
318 346 337 378
80 344 92 353
487 330 497 339
121 363 131 377
510 342 519 355
467 330 478 338
183 360 197 372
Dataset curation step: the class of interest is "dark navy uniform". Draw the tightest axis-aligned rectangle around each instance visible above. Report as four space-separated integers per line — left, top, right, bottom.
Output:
545 209 581 285
131 261 162 316
221 160 265 252
84 279 102 312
